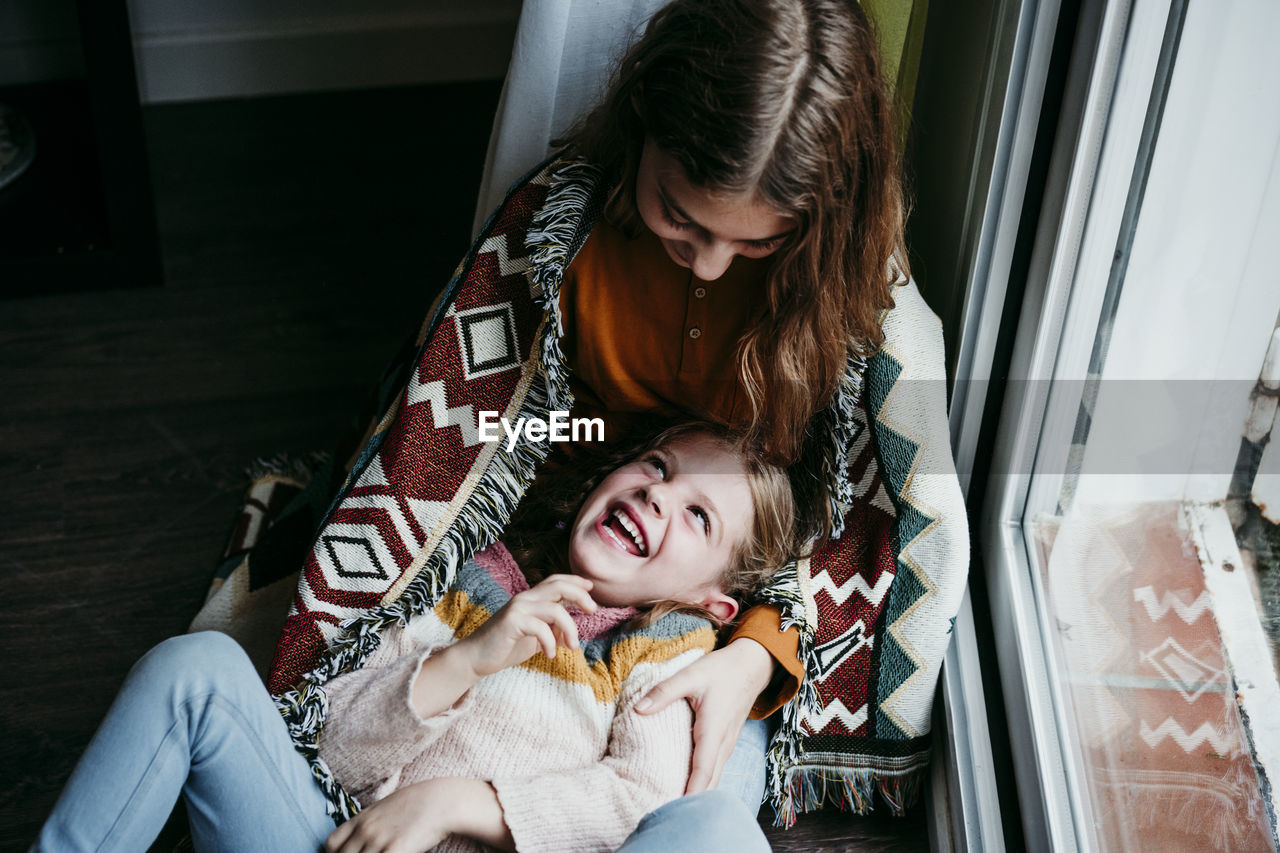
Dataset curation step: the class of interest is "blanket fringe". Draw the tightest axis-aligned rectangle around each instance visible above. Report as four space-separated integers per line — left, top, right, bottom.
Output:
526 158 601 412
274 159 601 823
759 551 929 828
772 766 925 827
244 451 331 487
526 162 601 306
756 561 822 821
821 351 867 539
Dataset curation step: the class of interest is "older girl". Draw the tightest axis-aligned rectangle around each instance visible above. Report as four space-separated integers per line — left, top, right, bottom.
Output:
551 0 910 811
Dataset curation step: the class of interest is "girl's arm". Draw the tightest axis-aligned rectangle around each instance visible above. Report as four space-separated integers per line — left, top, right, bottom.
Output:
320 575 597 794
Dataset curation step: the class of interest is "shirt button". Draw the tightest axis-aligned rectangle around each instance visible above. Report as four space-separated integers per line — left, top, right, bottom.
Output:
688 326 702 340
693 286 707 299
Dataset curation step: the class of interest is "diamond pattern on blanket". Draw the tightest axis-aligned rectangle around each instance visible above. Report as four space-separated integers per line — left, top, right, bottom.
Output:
319 532 393 584
266 177 551 694
811 621 873 684
453 303 520 381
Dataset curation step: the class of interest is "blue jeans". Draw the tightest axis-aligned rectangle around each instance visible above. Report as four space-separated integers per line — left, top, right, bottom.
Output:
35 632 771 852
31 632 334 853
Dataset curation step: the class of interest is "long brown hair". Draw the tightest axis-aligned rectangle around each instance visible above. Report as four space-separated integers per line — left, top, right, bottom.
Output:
504 422 798 628
559 0 907 464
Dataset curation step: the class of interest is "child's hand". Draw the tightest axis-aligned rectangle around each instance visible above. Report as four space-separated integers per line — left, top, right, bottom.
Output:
455 574 598 677
410 575 599 719
326 778 515 853
325 779 452 853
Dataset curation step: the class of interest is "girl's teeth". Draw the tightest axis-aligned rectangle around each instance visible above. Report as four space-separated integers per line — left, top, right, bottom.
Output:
611 508 646 555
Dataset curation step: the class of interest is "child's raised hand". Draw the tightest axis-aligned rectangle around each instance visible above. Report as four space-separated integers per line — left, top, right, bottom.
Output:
455 575 598 677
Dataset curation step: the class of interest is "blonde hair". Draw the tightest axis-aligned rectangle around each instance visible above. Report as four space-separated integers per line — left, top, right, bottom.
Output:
505 422 798 628
559 0 907 465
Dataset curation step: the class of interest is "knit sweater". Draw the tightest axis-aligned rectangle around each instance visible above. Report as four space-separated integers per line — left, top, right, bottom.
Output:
317 543 717 853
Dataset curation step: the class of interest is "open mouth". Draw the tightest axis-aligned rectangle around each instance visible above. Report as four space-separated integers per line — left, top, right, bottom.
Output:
601 505 648 556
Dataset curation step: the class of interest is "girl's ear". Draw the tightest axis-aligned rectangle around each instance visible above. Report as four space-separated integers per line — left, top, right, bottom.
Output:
697 588 739 625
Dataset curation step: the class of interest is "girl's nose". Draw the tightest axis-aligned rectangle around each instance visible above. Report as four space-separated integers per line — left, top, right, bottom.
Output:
688 242 736 281
640 484 669 518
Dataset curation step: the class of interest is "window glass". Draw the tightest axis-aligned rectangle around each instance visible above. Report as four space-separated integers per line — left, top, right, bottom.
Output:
1019 1 1280 849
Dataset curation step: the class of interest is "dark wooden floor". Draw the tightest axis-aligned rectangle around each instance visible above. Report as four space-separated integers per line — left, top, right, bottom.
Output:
0 82 928 853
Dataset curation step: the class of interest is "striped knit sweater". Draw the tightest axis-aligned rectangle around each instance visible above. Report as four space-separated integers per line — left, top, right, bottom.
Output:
317 543 717 853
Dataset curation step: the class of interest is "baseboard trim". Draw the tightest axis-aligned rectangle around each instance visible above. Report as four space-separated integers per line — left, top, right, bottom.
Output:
135 15 517 103
0 12 517 103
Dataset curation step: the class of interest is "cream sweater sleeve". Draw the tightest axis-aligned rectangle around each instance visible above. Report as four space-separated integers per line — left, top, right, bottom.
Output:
319 625 472 798
490 647 704 853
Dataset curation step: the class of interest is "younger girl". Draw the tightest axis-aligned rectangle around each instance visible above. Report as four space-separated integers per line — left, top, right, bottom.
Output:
33 424 796 853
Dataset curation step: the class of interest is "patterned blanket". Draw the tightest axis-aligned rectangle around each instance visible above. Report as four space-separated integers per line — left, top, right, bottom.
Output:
241 157 969 825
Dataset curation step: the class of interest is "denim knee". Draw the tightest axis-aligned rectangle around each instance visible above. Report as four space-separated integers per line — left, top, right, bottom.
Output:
620 789 770 852
130 632 251 693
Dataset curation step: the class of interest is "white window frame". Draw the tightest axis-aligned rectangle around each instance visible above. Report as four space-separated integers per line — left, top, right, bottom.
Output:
976 0 1280 849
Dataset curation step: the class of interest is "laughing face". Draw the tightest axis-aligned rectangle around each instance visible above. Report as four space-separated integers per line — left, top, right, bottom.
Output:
567 433 752 623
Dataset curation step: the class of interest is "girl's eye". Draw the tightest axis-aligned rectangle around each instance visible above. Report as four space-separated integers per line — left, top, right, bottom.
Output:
646 455 668 479
660 200 691 231
746 237 784 252
689 506 710 534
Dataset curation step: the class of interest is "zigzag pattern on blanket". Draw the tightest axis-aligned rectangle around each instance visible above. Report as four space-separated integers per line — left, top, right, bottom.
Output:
266 172 554 695
867 287 970 743
764 280 969 825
